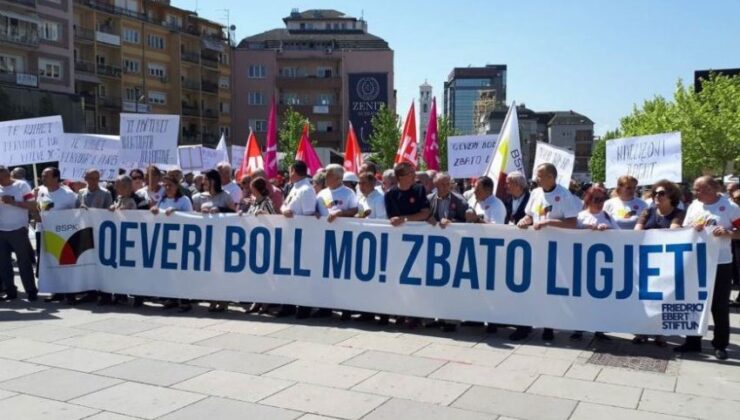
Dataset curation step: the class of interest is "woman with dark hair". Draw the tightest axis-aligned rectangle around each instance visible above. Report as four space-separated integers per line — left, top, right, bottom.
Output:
577 186 619 231
196 169 235 214
129 168 145 192
237 175 253 213
632 179 685 346
242 177 276 314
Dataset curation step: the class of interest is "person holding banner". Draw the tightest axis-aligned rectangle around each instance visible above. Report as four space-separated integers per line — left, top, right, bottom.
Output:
576 186 619 231
503 171 530 226
250 169 283 210
465 176 506 225
151 174 193 216
603 175 648 230
357 171 386 219
677 176 740 360
517 163 582 341
427 172 468 228
242 176 278 315
129 169 146 193
217 163 242 204
0 165 37 301
136 166 165 209
194 170 235 214
79 169 113 210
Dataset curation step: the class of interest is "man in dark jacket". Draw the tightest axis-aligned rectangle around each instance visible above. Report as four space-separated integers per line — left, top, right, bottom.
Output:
503 171 530 225
427 172 468 226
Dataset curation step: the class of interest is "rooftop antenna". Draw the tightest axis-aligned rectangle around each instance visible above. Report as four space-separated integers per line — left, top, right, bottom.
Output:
194 0 199 14
361 9 364 21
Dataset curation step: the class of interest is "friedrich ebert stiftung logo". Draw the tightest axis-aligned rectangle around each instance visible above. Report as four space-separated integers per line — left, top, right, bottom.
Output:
44 224 95 266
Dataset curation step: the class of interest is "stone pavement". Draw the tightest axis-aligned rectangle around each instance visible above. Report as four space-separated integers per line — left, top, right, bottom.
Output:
1 286 740 419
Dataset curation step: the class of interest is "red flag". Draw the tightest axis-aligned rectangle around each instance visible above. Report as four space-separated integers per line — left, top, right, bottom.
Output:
235 129 264 182
264 96 278 179
422 97 439 170
394 102 417 167
343 121 363 173
295 123 323 175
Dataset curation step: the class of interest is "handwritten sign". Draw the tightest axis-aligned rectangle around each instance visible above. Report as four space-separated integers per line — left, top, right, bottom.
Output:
119 114 180 170
231 145 245 170
201 147 226 171
59 134 121 181
606 132 682 187
447 135 498 179
532 142 575 189
0 115 63 166
177 146 204 171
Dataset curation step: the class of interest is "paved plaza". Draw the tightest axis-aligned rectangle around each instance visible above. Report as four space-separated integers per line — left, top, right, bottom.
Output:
1 276 739 420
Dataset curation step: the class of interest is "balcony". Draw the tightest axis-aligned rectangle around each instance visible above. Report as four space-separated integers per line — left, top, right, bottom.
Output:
276 75 341 89
122 100 150 113
278 103 340 116
97 64 122 78
95 27 121 46
200 55 218 69
181 51 200 64
202 109 218 119
0 71 38 88
76 0 148 21
182 79 199 91
182 105 200 117
201 80 218 93
74 26 95 42
99 96 121 109
75 60 96 74
0 30 40 48
8 0 36 7
79 93 96 109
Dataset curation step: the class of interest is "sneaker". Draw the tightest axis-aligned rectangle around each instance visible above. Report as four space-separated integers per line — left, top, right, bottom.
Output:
674 343 701 353
714 348 728 360
542 328 554 341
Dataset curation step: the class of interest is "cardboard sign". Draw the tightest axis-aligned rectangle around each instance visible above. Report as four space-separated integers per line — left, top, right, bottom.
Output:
59 134 121 181
532 142 575 188
119 114 180 170
0 115 63 165
606 132 682 187
447 135 498 179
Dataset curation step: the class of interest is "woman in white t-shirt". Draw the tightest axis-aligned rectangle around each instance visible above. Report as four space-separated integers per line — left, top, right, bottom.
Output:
576 186 619 231
152 174 193 216
603 175 647 230
676 176 740 360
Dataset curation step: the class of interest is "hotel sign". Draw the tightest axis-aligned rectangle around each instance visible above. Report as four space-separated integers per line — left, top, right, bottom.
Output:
348 73 388 152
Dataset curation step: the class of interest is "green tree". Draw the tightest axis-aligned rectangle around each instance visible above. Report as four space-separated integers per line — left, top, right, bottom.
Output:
278 107 313 170
368 105 402 170
588 74 740 182
436 115 458 172
588 129 621 182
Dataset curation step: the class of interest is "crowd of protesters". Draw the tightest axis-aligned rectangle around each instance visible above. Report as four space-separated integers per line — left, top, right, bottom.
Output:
1 161 739 360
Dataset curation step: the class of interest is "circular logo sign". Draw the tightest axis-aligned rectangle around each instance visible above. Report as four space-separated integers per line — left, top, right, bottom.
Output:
356 77 380 101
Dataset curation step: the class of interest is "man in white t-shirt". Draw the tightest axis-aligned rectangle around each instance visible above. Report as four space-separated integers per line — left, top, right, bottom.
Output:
0 166 37 301
317 164 358 222
37 167 80 303
603 175 648 230
518 163 581 341
466 176 506 224
135 165 165 208
218 162 243 203
357 171 386 219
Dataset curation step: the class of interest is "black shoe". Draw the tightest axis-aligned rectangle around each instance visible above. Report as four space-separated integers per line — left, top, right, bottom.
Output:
542 329 554 341
715 348 728 360
570 331 583 341
674 343 702 353
441 323 457 333
594 332 610 340
273 306 296 318
295 306 312 319
26 293 38 302
340 311 352 321
44 293 64 303
485 324 498 334
2 293 18 301
312 308 332 318
132 296 144 307
178 304 192 313
377 315 389 326
356 313 375 322
509 328 531 341
424 320 442 329
163 300 179 309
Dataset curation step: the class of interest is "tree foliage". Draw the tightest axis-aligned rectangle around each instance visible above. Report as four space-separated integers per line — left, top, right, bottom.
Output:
589 74 740 182
588 129 621 182
436 115 458 172
368 104 402 171
278 107 313 170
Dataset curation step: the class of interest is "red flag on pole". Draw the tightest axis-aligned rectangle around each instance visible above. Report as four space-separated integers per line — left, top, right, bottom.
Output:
394 101 417 168
295 123 323 175
235 128 264 182
422 97 439 170
264 96 278 179
343 121 364 174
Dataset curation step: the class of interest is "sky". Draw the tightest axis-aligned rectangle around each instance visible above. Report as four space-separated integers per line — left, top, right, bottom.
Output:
174 0 740 136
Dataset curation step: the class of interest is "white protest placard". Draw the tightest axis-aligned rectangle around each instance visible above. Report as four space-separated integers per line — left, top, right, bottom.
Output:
606 132 682 188
201 147 225 171
119 113 180 170
177 146 204 171
447 135 498 179
59 134 121 181
0 115 63 166
231 145 245 170
532 142 575 189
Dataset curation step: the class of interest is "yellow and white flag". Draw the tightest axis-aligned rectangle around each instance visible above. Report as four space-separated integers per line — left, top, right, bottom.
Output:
484 102 525 198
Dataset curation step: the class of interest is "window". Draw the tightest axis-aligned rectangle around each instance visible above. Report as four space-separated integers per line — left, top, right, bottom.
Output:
0 54 22 73
220 126 231 137
123 58 140 73
281 67 297 78
96 55 106 66
165 14 182 29
219 101 230 114
218 52 229 65
123 28 139 44
253 120 267 132
124 86 142 101
98 84 107 97
38 58 62 80
99 115 107 129
40 21 60 42
218 76 230 89
147 34 165 49
283 93 300 105
317 121 333 132
423 103 428 113
148 91 167 105
317 93 333 105
148 63 166 78
247 64 266 78
247 91 264 105
115 0 139 12
316 67 332 78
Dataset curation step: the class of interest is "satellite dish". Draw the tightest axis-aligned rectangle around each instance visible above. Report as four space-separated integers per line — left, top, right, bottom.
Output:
230 25 236 31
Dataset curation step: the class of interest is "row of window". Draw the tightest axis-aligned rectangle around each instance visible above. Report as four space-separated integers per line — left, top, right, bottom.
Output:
1 55 65 80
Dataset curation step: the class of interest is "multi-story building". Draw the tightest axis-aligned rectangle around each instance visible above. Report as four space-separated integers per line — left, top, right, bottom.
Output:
419 80 432 141
481 105 594 181
72 0 231 145
444 65 506 135
234 9 394 160
0 0 86 130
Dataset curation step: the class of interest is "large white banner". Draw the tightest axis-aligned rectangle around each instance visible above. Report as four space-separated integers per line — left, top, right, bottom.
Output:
0 115 63 166
447 135 499 179
231 145 245 170
532 142 574 189
606 132 682 188
59 134 121 181
120 114 180 170
40 210 720 335
177 146 204 172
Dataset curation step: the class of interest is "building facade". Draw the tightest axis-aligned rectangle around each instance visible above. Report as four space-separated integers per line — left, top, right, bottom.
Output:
419 80 432 141
444 64 506 135
71 0 231 146
233 9 394 160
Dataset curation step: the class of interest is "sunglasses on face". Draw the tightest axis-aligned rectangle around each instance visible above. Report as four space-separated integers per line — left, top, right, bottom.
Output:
592 196 606 203
653 190 667 197
131 176 143 180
